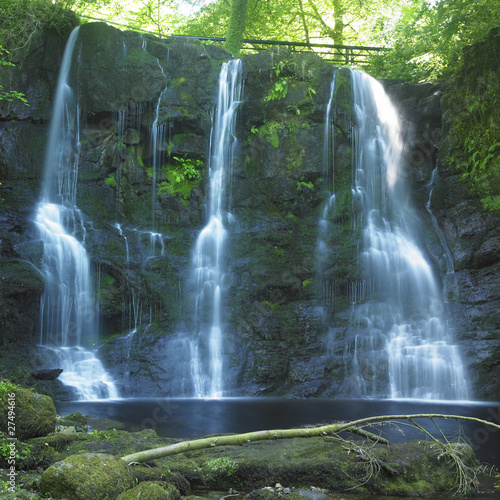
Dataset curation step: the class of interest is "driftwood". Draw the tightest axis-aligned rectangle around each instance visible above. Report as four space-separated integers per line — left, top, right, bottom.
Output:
121 413 500 466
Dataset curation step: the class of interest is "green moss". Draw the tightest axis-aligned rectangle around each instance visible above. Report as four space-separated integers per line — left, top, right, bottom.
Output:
117 481 181 500
258 123 280 149
59 412 88 432
0 379 56 440
40 452 135 499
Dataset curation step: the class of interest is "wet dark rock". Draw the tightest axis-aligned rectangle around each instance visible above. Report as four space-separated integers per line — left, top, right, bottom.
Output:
31 368 63 380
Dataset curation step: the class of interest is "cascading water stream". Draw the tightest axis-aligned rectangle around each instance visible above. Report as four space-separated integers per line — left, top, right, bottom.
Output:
343 70 469 400
317 71 337 306
34 27 118 400
316 69 339 356
426 167 455 275
189 59 242 398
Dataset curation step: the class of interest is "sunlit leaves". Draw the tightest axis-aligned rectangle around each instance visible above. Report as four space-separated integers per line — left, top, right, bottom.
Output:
366 0 500 82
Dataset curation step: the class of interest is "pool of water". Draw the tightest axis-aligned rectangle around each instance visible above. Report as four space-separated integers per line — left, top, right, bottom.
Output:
56 397 500 468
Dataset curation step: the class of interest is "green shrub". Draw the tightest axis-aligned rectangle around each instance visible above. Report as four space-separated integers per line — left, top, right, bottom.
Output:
0 0 79 56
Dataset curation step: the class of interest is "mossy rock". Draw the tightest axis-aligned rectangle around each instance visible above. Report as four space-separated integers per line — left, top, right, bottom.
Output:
116 481 180 500
58 411 88 432
131 465 190 494
39 452 135 499
0 379 56 439
156 436 476 495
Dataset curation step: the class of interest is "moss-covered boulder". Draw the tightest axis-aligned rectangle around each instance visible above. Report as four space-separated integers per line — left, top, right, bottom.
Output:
39 452 135 499
116 481 180 500
0 379 56 439
58 411 89 432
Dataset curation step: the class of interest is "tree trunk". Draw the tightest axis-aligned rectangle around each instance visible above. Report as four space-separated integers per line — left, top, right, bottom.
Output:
306 0 344 45
223 0 248 55
298 0 311 44
332 0 345 45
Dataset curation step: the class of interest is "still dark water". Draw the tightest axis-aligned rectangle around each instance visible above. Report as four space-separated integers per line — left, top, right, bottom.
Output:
56 398 500 498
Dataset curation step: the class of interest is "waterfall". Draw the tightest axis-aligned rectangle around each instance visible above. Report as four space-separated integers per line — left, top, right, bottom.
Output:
339 70 469 400
426 167 455 275
189 59 242 398
317 69 338 329
34 27 118 400
150 60 168 230
316 69 338 356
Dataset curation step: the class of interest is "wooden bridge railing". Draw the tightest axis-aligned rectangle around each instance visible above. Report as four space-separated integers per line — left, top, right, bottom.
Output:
172 35 389 65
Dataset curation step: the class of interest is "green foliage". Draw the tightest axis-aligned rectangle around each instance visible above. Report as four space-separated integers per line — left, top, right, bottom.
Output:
69 0 187 36
158 155 203 204
104 173 117 188
180 0 395 49
0 46 28 105
302 277 313 288
366 0 500 82
444 33 500 212
172 155 202 180
265 61 290 102
296 178 314 191
0 434 31 467
115 0 178 36
265 77 288 102
0 0 78 56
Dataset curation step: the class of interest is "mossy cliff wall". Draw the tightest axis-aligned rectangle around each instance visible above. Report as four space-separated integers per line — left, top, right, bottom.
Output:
0 22 498 399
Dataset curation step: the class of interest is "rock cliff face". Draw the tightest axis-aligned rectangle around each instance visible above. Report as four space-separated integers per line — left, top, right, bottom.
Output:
434 28 500 401
0 22 498 400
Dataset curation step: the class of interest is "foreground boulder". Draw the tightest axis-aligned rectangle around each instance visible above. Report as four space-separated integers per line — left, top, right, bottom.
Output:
116 481 181 500
39 452 135 499
0 378 56 439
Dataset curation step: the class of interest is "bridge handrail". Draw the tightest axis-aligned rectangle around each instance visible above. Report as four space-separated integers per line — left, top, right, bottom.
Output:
170 35 388 64
171 35 388 53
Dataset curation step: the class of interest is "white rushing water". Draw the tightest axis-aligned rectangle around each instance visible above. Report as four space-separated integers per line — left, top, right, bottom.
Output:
345 70 469 400
35 27 118 400
316 68 339 356
189 59 242 398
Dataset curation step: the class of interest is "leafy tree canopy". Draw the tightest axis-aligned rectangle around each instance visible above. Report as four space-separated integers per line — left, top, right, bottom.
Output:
367 0 500 82
180 0 397 47
1 0 499 80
